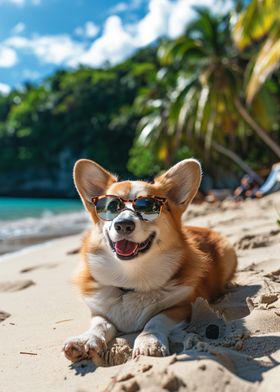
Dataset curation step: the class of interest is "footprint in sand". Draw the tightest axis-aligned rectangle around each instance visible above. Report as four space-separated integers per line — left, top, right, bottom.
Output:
0 310 11 322
0 279 35 292
20 263 57 274
236 230 280 250
265 269 280 283
66 247 80 255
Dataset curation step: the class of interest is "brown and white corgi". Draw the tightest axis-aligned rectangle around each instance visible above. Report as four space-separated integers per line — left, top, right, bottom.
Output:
63 158 237 362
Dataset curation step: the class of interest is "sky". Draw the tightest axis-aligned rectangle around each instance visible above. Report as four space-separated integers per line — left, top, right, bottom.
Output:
0 0 228 94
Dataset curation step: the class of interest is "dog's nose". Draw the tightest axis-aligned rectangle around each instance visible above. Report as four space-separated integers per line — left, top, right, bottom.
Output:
114 219 135 235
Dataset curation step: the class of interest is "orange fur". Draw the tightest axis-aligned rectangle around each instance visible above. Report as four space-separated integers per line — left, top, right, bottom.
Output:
74 230 99 296
76 177 237 323
64 158 238 362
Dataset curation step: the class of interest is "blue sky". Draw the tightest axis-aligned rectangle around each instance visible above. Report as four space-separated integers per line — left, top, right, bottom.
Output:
0 0 227 94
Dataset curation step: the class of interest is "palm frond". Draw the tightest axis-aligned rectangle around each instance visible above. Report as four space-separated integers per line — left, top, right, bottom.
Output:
247 23 280 102
177 86 197 133
233 0 278 50
195 85 209 135
137 115 161 145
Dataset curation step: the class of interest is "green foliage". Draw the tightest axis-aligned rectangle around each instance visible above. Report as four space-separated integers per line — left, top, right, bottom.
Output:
175 145 194 162
233 0 280 102
132 6 280 178
1 6 280 196
0 49 157 194
127 143 161 178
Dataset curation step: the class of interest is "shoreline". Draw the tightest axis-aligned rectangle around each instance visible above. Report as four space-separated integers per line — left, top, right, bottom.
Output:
0 210 89 256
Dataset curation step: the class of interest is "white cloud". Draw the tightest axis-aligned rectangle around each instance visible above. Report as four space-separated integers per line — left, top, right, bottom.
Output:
78 16 135 67
1 0 224 71
0 0 25 6
109 2 129 13
0 83 11 95
0 45 18 67
168 0 228 38
74 21 99 38
8 0 24 5
76 0 185 67
78 0 224 67
168 0 195 38
109 0 144 14
11 22 26 35
6 35 85 65
0 0 41 6
136 0 172 46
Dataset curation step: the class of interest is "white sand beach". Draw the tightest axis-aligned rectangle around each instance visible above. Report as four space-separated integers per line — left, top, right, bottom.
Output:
0 193 280 392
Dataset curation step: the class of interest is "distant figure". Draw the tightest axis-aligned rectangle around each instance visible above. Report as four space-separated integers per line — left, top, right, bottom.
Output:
249 163 280 198
233 175 257 201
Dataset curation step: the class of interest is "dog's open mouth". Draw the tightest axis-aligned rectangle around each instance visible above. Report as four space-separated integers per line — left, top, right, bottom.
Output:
108 232 156 260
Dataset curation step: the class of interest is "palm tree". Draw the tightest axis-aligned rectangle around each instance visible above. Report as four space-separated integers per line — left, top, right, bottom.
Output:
233 0 280 104
157 6 280 163
131 57 181 168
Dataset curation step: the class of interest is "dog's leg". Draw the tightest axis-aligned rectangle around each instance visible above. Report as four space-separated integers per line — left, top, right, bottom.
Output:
133 302 192 358
132 313 178 358
63 316 117 363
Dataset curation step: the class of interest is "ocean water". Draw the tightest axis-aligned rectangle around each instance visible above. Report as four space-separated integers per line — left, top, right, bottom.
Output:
0 197 88 255
0 197 83 221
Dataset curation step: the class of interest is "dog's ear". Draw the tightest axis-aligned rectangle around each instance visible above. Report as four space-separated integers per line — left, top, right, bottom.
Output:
74 159 117 209
155 159 201 210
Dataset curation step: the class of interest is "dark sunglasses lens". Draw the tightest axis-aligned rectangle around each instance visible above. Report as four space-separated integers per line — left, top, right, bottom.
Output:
95 197 123 220
134 198 161 221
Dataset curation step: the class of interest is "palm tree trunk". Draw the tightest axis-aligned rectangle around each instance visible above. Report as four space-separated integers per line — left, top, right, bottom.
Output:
235 98 280 158
212 141 263 184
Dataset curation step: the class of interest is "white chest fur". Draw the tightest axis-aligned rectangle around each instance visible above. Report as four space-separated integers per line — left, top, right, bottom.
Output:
87 245 183 292
85 230 191 333
84 283 192 333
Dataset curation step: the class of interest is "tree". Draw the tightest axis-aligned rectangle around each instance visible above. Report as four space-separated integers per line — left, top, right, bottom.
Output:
0 48 158 195
156 6 280 168
233 0 280 103
127 47 194 176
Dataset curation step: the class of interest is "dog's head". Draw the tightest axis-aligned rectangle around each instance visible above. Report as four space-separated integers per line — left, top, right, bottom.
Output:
74 159 201 264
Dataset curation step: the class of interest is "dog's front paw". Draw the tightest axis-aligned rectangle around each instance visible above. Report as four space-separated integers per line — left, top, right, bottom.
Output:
63 332 107 363
132 332 169 358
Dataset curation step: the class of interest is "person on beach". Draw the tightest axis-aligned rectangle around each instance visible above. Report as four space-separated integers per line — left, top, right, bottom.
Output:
233 175 258 201
246 163 280 199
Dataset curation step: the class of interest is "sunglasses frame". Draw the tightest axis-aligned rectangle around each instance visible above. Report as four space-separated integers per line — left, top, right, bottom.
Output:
91 194 167 221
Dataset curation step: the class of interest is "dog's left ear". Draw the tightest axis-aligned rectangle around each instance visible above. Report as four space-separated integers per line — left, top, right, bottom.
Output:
155 159 202 210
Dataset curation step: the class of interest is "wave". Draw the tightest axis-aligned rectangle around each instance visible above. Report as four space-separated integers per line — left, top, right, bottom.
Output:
0 211 90 256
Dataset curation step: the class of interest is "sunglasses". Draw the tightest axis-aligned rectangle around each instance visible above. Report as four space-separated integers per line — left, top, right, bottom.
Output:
92 195 167 221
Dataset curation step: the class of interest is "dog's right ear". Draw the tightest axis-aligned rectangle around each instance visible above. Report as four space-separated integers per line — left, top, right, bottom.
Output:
74 159 117 210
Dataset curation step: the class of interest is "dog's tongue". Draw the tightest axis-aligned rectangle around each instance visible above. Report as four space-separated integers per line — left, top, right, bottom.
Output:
115 239 138 257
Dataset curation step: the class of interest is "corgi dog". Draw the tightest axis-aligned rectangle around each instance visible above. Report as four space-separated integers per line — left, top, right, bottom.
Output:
63 158 237 363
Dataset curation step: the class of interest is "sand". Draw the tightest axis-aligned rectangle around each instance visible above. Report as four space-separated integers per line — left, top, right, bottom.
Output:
0 193 279 391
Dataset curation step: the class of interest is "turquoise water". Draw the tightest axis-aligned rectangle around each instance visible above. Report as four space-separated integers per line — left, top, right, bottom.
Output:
0 197 83 221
